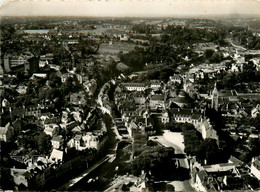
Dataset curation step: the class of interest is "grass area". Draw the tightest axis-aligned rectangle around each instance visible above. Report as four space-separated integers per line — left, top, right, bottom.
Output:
99 42 135 52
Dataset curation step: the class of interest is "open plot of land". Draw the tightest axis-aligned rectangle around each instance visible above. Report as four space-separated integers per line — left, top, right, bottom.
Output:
99 42 136 54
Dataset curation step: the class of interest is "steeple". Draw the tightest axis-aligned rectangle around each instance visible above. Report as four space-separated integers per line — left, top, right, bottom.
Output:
211 83 218 111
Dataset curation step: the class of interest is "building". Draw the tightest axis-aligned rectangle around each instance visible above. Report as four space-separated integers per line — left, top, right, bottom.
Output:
169 74 182 84
170 108 202 125
149 94 165 109
10 55 27 68
70 91 87 106
150 80 163 90
0 65 4 78
51 135 64 149
251 156 260 180
83 79 97 96
3 54 11 72
0 122 14 142
25 106 41 117
161 110 170 124
49 149 63 163
44 124 59 137
61 73 74 83
122 83 147 92
211 83 218 111
68 130 107 151
193 158 245 191
251 104 260 118
200 118 218 142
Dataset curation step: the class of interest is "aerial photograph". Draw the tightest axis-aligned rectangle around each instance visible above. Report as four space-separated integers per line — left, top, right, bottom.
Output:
0 0 260 191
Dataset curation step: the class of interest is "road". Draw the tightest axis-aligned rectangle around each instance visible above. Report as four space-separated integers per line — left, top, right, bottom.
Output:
104 175 139 192
58 81 117 191
57 155 111 191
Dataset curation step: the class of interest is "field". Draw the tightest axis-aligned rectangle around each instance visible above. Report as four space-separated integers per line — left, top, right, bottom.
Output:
99 42 136 54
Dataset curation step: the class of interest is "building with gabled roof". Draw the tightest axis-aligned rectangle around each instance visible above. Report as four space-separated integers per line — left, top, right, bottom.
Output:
122 83 147 92
0 122 14 142
251 156 260 180
251 104 260 118
49 149 63 163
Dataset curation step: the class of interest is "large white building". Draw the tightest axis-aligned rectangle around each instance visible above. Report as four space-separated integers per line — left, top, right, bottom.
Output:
122 83 147 92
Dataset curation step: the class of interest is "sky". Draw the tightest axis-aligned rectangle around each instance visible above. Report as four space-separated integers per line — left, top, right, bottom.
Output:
0 0 260 17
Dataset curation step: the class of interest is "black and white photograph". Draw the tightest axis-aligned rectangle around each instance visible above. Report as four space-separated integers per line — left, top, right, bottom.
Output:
0 0 260 191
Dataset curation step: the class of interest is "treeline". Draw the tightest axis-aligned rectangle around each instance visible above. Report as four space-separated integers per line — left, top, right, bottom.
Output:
162 25 227 46
131 146 176 179
120 24 230 71
231 28 260 50
119 43 196 71
218 61 260 90
181 123 223 164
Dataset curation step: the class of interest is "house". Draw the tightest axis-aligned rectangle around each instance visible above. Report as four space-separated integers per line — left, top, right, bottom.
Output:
82 131 107 150
250 58 260 71
25 105 41 117
51 135 64 149
11 168 31 188
251 156 260 180
49 149 63 163
201 118 218 142
100 102 112 116
3 54 11 72
186 74 195 83
193 157 245 191
251 104 260 118
11 165 46 190
16 85 28 94
122 83 147 92
61 73 74 83
9 55 27 68
43 124 59 137
120 34 129 41
0 65 4 78
0 122 14 142
12 118 22 134
169 74 182 84
133 93 147 105
2 98 10 108
161 110 170 124
76 74 83 84
169 108 203 127
150 80 163 90
149 94 166 109
83 79 97 96
30 73 47 80
68 130 107 151
183 80 198 99
70 91 86 106
194 170 208 191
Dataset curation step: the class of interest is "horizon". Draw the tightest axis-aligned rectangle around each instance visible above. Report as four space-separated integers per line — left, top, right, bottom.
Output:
0 0 260 18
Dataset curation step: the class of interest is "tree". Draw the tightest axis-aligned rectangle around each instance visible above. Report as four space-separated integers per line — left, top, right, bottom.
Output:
204 49 215 59
197 139 220 164
38 133 52 155
131 146 175 179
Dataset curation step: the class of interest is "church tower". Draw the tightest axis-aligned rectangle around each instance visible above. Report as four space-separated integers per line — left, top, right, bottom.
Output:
211 83 218 111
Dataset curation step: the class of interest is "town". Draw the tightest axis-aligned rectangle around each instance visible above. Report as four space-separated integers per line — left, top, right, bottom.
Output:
0 16 260 191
